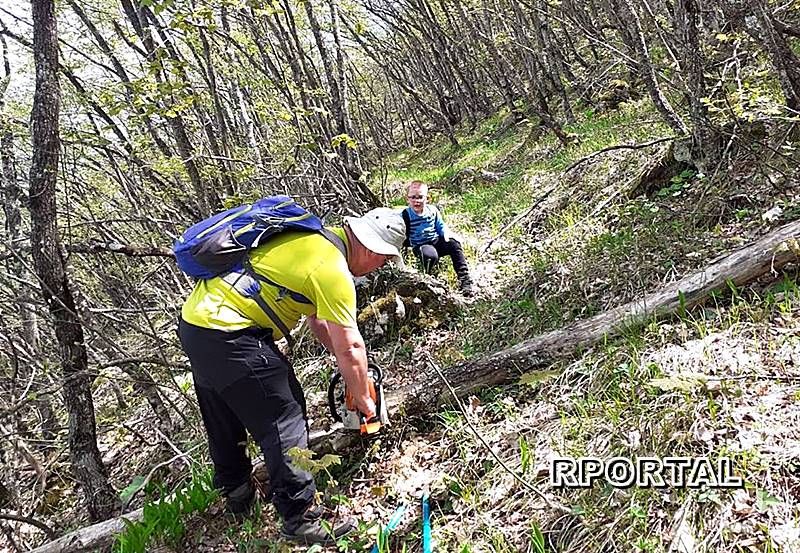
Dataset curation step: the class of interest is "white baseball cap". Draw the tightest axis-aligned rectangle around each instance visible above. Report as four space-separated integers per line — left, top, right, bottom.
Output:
344 208 406 265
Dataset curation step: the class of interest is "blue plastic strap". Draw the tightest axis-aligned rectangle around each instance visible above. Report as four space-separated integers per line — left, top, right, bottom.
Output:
422 494 432 553
370 503 407 553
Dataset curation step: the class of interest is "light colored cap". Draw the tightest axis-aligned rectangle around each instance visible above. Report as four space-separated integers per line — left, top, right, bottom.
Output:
344 207 406 265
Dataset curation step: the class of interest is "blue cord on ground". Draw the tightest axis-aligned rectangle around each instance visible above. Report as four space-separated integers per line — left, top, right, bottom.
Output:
370 503 407 553
422 494 432 553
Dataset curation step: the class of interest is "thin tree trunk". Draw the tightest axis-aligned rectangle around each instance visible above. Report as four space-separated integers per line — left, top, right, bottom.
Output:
673 0 719 172
329 0 364 181
608 0 689 135
746 0 800 111
452 0 521 119
28 0 119 522
120 365 172 435
67 0 173 159
1 104 56 445
118 0 213 214
1 123 40 351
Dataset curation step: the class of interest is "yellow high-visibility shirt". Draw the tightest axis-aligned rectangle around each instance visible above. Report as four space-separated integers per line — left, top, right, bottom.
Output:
181 228 355 336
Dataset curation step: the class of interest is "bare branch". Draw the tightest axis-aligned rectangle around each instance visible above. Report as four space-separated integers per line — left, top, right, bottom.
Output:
564 136 677 173
0 511 56 539
66 241 174 258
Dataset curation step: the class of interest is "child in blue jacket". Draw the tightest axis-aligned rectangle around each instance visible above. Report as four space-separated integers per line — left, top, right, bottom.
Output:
402 180 474 296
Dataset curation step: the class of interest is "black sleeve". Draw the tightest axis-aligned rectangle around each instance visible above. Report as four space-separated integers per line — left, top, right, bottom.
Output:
401 208 411 248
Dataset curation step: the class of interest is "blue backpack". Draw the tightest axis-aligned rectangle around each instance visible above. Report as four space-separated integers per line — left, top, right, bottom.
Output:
174 195 346 346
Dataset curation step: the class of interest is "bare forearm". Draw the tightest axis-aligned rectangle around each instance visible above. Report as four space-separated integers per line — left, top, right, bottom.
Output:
335 342 369 395
328 324 375 418
307 315 334 351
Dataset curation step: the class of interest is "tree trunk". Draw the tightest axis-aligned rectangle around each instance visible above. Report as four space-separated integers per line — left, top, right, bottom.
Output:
453 0 521 120
67 0 174 159
1 120 31 342
673 0 719 172
329 0 364 182
120 365 173 435
28 0 119 522
1 115 57 444
608 0 689 135
746 0 800 111
118 0 213 215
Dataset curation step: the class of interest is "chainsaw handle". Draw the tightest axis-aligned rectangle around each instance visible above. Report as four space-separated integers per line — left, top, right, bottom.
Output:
326 363 383 424
369 363 382 426
327 372 343 422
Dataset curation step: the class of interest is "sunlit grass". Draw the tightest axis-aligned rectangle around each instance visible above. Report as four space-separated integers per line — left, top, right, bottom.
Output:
381 99 672 235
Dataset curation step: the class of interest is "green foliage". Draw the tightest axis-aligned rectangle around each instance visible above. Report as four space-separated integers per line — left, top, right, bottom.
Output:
119 475 147 506
332 518 377 552
287 447 343 490
755 489 781 512
287 447 342 476
529 521 546 553
656 168 696 197
518 434 532 474
114 467 218 553
331 133 358 150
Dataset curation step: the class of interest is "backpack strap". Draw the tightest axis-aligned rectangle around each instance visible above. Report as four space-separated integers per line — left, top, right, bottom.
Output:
222 269 298 349
401 208 411 248
320 227 348 259
252 292 296 349
239 227 349 349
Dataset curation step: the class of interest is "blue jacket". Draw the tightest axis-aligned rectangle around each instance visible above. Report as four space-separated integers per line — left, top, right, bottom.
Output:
403 206 448 246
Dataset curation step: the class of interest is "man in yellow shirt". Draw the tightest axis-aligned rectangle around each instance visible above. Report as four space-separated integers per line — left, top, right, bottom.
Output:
178 207 405 545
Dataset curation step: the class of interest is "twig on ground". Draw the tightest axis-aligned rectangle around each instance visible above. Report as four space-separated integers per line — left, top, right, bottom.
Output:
0 511 56 539
423 353 571 514
564 136 677 173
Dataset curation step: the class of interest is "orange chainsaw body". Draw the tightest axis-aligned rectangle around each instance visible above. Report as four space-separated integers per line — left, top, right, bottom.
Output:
328 363 388 434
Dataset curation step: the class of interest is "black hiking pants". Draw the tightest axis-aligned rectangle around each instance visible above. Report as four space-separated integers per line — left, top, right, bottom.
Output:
177 318 314 521
413 237 471 284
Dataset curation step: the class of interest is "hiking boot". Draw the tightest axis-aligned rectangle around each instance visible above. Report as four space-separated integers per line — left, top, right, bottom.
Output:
281 504 355 545
459 280 475 297
225 480 255 517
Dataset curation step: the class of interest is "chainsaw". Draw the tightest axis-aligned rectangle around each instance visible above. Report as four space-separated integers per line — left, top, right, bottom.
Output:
327 363 388 435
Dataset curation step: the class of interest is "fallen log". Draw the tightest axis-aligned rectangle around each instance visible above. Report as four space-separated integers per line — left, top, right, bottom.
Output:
31 220 800 551
397 219 800 414
27 507 143 553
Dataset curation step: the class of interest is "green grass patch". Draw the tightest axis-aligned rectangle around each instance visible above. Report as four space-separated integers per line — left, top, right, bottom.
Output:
455 166 528 230
381 98 672 240
115 467 218 553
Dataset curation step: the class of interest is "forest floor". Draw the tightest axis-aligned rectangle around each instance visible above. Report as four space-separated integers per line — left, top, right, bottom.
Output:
201 101 800 551
11 100 800 553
